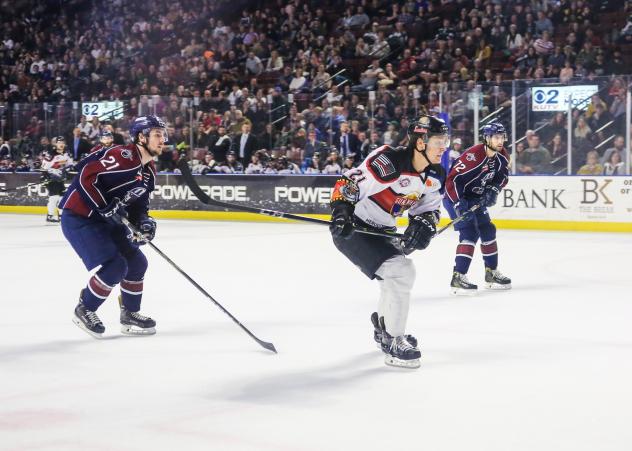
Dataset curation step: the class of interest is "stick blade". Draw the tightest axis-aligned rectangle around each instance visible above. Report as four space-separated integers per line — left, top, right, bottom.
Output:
257 339 277 354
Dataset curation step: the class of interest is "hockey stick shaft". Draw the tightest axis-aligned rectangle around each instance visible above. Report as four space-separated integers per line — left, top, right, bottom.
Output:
177 158 403 239
435 204 480 236
1 181 46 191
121 218 277 354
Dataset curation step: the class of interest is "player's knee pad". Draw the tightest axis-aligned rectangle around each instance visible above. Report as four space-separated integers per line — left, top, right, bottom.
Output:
98 254 128 286
124 249 148 280
377 255 416 292
478 221 497 242
458 227 479 244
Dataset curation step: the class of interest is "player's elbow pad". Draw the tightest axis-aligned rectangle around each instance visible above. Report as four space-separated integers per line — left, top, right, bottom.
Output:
330 177 359 207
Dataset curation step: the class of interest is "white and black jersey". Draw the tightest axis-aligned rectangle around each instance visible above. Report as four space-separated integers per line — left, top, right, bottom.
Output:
341 145 444 229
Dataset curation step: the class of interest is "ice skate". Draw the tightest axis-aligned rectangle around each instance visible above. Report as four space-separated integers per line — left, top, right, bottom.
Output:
450 271 478 296
382 333 421 369
72 294 105 339
119 297 156 335
371 312 417 349
484 267 512 290
46 214 60 223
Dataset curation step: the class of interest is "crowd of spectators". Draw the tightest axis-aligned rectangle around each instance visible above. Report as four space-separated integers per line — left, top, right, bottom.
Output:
0 0 630 175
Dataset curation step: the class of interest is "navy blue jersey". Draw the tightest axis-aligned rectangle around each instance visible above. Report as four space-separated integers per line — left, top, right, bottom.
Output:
445 144 509 203
60 144 155 221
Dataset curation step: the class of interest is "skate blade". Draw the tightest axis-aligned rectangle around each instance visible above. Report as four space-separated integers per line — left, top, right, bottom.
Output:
450 287 478 296
484 283 512 290
384 355 420 369
72 317 104 339
121 324 156 336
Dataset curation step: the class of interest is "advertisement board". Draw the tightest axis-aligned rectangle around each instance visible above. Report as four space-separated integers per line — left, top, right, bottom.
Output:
531 85 599 112
1 173 631 231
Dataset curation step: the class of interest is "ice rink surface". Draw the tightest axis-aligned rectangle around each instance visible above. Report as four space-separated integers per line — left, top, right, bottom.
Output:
1 213 631 451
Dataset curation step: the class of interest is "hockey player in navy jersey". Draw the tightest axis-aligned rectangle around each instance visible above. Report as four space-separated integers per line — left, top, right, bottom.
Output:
88 130 115 155
444 122 512 295
329 115 449 369
59 115 167 338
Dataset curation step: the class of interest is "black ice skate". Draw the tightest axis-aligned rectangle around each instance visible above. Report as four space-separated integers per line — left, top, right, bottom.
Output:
371 312 417 349
484 267 512 290
450 271 478 296
46 214 60 223
378 317 420 369
72 294 105 339
381 334 421 369
119 297 156 335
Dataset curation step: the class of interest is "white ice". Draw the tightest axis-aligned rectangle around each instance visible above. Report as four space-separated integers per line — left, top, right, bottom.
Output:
1 213 631 451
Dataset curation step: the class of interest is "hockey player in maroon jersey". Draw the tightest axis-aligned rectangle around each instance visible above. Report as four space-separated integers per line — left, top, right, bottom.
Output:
444 122 512 295
59 115 167 338
329 115 449 369
88 130 115 155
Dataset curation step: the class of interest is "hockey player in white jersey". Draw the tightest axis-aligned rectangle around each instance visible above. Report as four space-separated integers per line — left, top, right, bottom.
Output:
329 115 449 369
41 136 74 223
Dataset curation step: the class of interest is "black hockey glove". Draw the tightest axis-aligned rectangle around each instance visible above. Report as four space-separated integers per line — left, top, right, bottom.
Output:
481 185 500 208
135 216 157 243
98 197 128 225
455 198 475 225
98 187 147 226
402 211 438 254
330 202 355 239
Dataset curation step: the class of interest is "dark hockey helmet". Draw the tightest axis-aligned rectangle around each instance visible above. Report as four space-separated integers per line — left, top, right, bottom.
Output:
129 115 167 143
481 121 506 151
99 130 113 138
52 136 66 151
407 115 449 145
481 121 506 140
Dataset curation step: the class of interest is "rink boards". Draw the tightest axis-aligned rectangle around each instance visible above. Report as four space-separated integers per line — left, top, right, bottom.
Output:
1 173 631 232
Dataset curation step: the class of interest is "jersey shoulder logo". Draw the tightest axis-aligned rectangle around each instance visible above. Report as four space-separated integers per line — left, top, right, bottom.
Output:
370 154 396 178
466 153 476 162
121 149 133 160
399 178 410 187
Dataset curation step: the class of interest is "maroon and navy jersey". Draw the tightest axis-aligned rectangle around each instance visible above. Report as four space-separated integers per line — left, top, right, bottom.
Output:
445 144 509 204
60 144 155 220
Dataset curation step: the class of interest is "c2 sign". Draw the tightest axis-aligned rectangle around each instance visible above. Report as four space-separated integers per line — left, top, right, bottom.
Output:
531 85 598 112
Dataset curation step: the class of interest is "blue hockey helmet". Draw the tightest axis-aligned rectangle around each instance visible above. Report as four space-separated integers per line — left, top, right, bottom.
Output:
129 115 167 143
481 121 506 139
481 121 506 151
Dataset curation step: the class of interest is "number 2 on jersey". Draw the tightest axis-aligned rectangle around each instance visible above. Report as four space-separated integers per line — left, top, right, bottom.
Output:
453 161 466 173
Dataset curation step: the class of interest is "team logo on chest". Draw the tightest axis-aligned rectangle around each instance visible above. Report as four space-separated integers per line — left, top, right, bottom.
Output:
392 192 420 216
399 178 410 187
370 187 420 217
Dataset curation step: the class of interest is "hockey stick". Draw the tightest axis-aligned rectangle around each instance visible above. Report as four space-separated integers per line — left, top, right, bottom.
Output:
0 181 46 191
121 217 277 354
435 204 481 236
177 158 404 239
1 170 78 191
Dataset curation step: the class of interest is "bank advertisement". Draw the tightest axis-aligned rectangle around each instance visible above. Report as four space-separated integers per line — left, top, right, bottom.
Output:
1 173 631 226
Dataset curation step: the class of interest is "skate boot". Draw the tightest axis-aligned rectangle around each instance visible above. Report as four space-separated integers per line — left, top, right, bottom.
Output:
484 267 512 290
119 296 156 335
371 312 417 348
46 214 60 223
381 333 421 369
450 271 478 296
72 291 105 338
